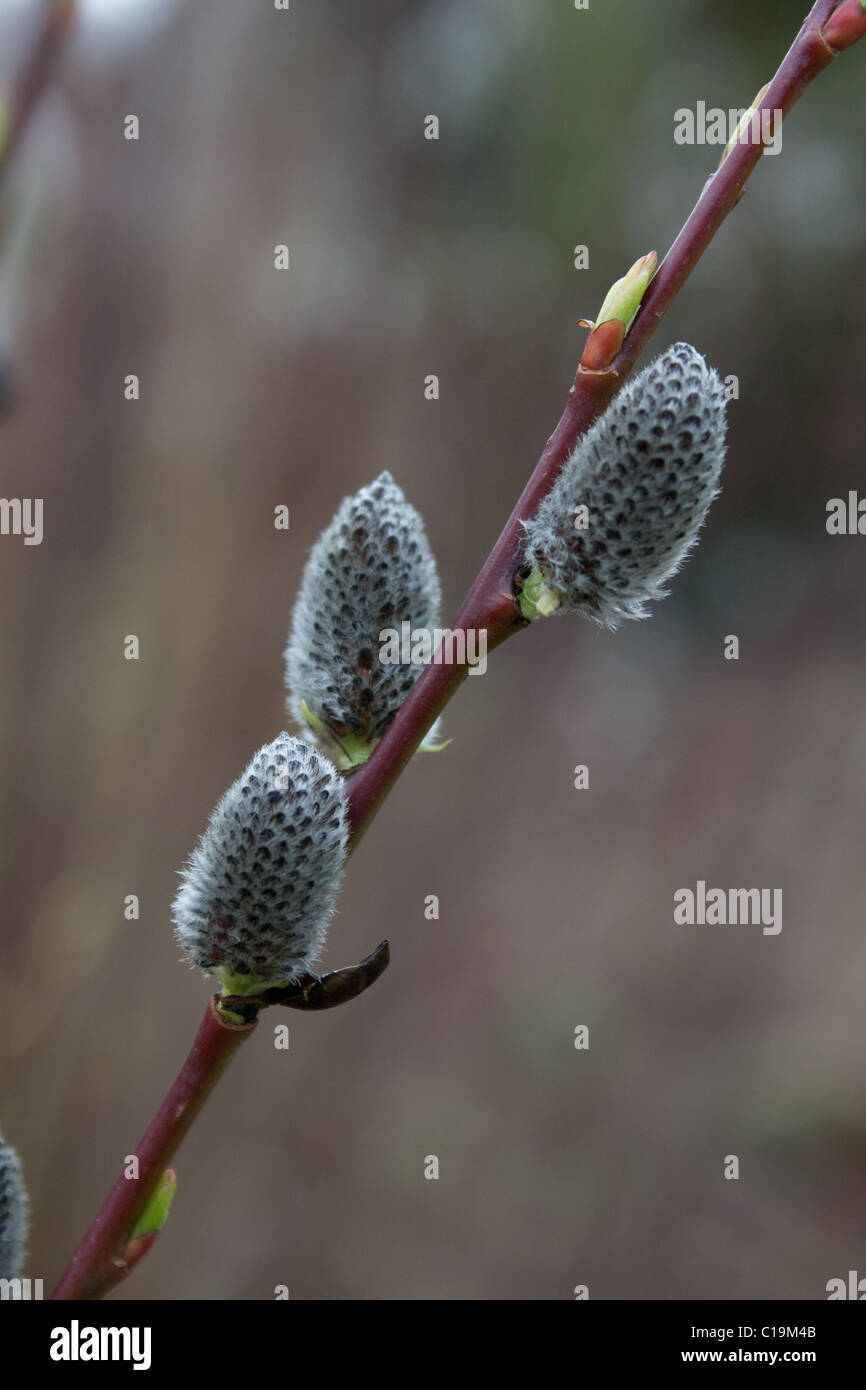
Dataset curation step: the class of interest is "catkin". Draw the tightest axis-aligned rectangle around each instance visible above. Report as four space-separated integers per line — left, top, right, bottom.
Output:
173 734 347 988
521 342 727 628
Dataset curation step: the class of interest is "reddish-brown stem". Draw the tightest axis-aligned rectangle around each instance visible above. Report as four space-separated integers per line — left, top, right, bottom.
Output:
344 0 843 846
51 0 857 1301
50 999 255 1300
0 1 76 188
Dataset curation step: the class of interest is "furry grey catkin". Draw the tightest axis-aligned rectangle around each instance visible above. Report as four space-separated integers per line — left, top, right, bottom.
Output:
285 471 442 766
0 1131 28 1281
521 342 727 629
172 734 347 990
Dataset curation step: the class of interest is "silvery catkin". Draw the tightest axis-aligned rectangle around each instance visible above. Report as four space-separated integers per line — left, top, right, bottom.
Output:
0 1131 28 1281
172 733 347 991
285 471 442 766
521 342 727 628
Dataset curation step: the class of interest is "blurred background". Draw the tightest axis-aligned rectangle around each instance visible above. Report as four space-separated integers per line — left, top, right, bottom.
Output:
1 0 865 1300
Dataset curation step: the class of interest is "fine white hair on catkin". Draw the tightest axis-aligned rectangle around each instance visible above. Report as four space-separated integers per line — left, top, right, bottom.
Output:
521 342 728 628
285 471 442 753
0 1131 28 1282
172 734 347 986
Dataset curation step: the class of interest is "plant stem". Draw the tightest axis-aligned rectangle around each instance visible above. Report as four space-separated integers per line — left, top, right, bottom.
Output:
344 0 842 847
49 999 255 1300
0 1 76 188
50 0 855 1299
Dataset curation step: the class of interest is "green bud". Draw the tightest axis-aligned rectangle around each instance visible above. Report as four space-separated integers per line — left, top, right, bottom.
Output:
131 1170 177 1240
518 566 561 621
590 251 657 335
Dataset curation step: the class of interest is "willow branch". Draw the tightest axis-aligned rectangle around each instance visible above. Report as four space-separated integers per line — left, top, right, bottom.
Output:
49 1000 255 1300
49 0 861 1301
344 0 848 846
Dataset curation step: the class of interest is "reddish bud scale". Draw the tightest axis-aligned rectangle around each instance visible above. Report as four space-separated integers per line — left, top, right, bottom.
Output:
580 318 626 371
824 0 866 51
